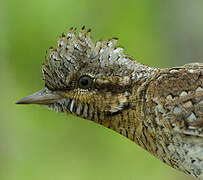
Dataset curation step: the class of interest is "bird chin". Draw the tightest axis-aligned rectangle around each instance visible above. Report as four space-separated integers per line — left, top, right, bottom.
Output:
45 98 70 113
45 98 83 115
46 103 64 112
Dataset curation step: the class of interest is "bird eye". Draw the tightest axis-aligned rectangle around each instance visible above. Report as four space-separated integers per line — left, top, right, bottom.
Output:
78 76 93 89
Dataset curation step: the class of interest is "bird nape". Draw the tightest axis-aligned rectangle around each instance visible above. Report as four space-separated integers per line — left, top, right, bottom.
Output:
16 27 203 178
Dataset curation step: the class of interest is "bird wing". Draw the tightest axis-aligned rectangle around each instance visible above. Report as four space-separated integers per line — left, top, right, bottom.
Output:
146 63 203 177
148 63 203 137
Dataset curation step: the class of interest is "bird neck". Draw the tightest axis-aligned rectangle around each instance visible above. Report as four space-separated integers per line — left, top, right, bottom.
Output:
93 62 160 154
98 108 155 155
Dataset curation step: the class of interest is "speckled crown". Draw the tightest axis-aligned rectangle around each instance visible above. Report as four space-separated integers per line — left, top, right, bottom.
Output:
42 27 126 90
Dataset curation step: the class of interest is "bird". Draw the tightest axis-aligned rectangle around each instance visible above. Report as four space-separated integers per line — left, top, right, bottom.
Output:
16 26 203 178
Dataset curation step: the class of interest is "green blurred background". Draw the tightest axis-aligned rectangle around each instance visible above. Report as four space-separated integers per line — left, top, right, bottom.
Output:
1 0 203 180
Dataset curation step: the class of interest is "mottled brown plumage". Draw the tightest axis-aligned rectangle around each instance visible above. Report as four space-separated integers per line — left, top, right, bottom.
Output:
16 27 203 178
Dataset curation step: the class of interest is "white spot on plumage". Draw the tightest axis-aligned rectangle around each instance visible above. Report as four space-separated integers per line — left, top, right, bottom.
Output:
189 69 194 73
187 113 197 122
183 101 193 108
83 104 88 117
196 87 203 92
166 95 173 100
76 103 82 115
70 99 75 112
113 47 123 54
174 107 181 114
180 91 187 97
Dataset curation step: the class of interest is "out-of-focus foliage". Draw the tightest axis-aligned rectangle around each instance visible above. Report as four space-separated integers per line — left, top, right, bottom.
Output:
1 0 203 180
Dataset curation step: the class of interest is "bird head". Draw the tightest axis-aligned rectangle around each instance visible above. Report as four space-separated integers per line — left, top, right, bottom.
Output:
16 27 145 122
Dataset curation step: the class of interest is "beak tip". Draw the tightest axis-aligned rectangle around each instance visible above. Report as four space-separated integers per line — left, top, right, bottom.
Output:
16 89 61 105
16 101 20 104
16 99 28 104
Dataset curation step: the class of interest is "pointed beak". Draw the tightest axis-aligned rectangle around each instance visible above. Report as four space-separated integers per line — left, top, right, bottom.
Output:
16 89 62 105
